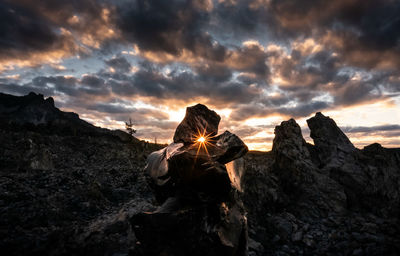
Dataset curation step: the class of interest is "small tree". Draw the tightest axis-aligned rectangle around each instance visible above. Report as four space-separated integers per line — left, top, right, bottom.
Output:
125 118 136 136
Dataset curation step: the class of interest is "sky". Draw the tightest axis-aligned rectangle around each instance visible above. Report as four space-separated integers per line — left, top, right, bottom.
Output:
0 0 399 150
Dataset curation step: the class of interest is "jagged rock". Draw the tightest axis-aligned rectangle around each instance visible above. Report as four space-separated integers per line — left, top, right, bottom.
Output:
146 130 248 202
214 131 249 164
306 114 400 217
0 92 138 141
307 112 355 166
273 118 311 161
272 118 347 216
173 104 220 143
139 104 248 256
0 92 81 126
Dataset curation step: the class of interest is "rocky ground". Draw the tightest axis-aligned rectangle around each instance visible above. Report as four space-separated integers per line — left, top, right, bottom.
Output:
0 92 399 255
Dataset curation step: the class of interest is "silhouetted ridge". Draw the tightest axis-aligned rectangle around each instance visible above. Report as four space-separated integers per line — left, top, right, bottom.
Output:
0 92 135 141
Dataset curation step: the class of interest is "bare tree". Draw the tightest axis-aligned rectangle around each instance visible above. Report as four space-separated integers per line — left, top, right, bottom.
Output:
125 118 136 136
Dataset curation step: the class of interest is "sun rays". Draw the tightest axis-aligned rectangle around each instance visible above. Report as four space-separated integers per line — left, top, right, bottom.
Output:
192 127 217 158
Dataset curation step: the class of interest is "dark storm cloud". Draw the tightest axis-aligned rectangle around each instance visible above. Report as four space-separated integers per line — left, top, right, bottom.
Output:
0 1 75 59
195 64 232 83
110 62 262 106
87 103 133 114
229 104 271 121
80 75 105 88
278 101 330 117
229 100 331 122
342 125 400 134
268 0 400 68
265 43 398 111
105 56 132 73
0 0 122 66
116 0 226 61
6 0 113 38
229 43 270 78
271 48 343 90
0 74 111 100
331 82 379 106
0 82 53 97
30 75 110 97
31 76 80 96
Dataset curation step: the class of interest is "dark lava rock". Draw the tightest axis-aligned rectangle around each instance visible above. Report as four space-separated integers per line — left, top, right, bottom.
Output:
173 104 220 143
138 104 248 255
307 112 400 217
0 93 159 255
0 92 137 140
132 201 247 256
272 118 347 217
307 112 355 166
242 114 400 256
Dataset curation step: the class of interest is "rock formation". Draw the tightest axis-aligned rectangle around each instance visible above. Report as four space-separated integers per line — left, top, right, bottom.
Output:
133 104 249 256
0 92 399 256
243 112 400 255
0 92 134 140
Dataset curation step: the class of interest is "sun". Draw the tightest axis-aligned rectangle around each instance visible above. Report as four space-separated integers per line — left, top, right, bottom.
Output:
192 128 216 158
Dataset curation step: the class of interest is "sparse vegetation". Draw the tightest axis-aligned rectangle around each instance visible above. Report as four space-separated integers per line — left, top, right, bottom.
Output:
125 118 136 136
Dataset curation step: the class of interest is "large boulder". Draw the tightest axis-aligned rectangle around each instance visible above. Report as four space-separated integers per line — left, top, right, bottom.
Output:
137 104 249 256
173 104 221 144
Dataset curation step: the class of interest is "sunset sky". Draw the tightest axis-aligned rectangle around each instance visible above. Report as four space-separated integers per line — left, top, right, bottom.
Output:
0 0 399 150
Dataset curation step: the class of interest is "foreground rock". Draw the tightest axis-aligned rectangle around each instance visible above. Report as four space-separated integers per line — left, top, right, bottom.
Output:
134 104 249 256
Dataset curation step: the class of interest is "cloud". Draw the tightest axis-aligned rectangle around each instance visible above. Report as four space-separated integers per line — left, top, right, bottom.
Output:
0 2 64 56
0 0 118 71
268 0 400 69
342 124 400 134
109 61 262 107
105 56 132 73
116 0 226 61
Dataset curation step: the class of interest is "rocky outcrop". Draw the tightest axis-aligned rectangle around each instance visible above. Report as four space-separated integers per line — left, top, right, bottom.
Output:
134 104 248 256
0 92 135 140
243 113 400 256
307 112 400 217
307 112 355 167
173 103 220 143
0 92 86 128
272 118 347 217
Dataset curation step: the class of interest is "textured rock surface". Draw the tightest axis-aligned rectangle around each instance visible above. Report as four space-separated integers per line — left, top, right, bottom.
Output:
0 93 160 255
272 118 347 217
307 112 355 166
1 92 400 256
243 114 400 256
173 104 220 143
138 104 248 256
